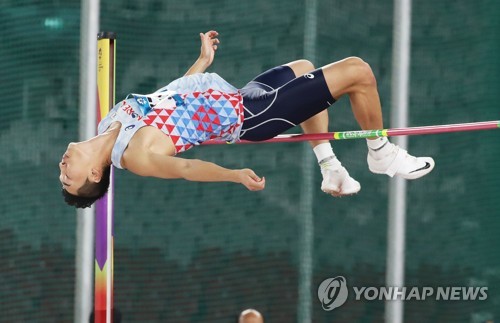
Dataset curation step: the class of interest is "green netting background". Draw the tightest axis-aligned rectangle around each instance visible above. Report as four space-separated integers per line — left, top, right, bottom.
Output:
0 0 499 322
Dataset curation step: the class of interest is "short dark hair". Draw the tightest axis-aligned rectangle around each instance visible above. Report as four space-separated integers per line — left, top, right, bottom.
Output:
62 166 111 208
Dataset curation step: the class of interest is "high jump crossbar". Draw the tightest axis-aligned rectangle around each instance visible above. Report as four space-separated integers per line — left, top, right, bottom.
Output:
203 120 500 145
95 31 116 323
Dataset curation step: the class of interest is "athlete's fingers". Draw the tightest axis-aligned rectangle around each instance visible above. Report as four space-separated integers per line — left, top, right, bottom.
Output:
200 33 219 52
210 38 220 48
200 33 215 53
247 176 265 191
204 31 218 41
199 33 208 43
257 177 266 189
238 169 266 191
247 170 261 182
206 30 218 37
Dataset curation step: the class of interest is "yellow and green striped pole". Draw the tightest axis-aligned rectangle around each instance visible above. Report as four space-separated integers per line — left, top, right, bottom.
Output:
95 31 116 323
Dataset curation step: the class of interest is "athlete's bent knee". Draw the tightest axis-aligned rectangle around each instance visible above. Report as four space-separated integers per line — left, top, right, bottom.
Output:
344 56 377 87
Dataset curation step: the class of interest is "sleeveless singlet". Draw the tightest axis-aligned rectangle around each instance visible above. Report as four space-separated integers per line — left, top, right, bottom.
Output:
97 73 244 169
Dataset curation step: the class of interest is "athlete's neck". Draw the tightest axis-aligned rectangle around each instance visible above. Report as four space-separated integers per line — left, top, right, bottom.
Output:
85 122 121 167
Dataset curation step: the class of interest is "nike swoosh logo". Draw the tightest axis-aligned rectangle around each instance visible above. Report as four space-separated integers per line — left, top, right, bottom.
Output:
410 162 431 173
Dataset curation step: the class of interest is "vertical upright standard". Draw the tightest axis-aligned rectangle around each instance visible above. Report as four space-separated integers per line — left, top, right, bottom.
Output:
95 32 116 323
297 1 318 322
386 0 411 321
75 0 99 321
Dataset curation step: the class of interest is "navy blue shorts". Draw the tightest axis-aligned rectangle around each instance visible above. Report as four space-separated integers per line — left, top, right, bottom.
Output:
239 65 336 141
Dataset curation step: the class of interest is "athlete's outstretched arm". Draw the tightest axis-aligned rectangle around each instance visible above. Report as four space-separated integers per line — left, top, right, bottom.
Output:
124 151 266 191
184 30 220 76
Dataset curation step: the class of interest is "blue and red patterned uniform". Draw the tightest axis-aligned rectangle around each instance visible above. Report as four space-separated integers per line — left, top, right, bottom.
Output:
98 73 244 169
141 90 244 153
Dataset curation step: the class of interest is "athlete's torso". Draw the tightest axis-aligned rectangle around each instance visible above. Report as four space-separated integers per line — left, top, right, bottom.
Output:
121 124 176 169
98 73 244 169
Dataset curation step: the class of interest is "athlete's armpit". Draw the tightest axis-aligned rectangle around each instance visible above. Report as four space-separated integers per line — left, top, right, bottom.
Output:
124 150 189 179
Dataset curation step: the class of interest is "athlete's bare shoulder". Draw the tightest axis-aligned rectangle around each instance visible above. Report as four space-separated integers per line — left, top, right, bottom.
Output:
122 126 176 169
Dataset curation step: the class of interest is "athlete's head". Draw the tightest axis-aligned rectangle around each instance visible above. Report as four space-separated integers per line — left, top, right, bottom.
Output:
238 309 264 323
59 142 110 208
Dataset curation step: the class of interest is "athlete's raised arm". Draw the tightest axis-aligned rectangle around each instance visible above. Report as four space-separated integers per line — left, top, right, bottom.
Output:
184 30 220 76
123 150 265 191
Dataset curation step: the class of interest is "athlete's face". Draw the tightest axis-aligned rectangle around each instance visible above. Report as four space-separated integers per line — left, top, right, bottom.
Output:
59 143 92 195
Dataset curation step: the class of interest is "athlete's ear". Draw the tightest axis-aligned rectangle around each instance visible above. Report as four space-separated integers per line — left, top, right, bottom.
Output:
90 168 103 183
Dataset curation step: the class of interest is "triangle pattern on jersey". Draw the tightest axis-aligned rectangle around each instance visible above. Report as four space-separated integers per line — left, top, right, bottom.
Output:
137 89 243 154
166 124 175 133
169 134 180 144
186 127 196 137
216 99 228 108
171 116 181 125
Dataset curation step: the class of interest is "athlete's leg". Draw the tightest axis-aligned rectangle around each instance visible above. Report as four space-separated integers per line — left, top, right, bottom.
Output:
269 58 383 143
321 57 434 179
284 60 330 148
240 64 297 96
321 57 383 130
284 60 360 196
241 58 379 140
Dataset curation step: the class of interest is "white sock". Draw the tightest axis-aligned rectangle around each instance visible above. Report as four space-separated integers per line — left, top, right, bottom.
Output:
366 137 390 159
313 143 341 169
313 143 334 163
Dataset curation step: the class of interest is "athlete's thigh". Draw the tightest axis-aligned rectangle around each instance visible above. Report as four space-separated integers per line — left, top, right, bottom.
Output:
242 65 296 92
239 65 298 119
240 68 335 141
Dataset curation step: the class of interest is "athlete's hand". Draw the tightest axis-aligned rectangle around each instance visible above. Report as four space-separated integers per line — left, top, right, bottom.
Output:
199 30 219 68
237 168 266 191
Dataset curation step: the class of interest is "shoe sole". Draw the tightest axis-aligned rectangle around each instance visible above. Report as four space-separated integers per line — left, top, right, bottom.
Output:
322 187 361 197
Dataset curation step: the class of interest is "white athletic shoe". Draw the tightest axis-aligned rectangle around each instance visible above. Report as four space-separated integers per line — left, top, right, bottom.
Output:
367 143 435 180
321 164 361 196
